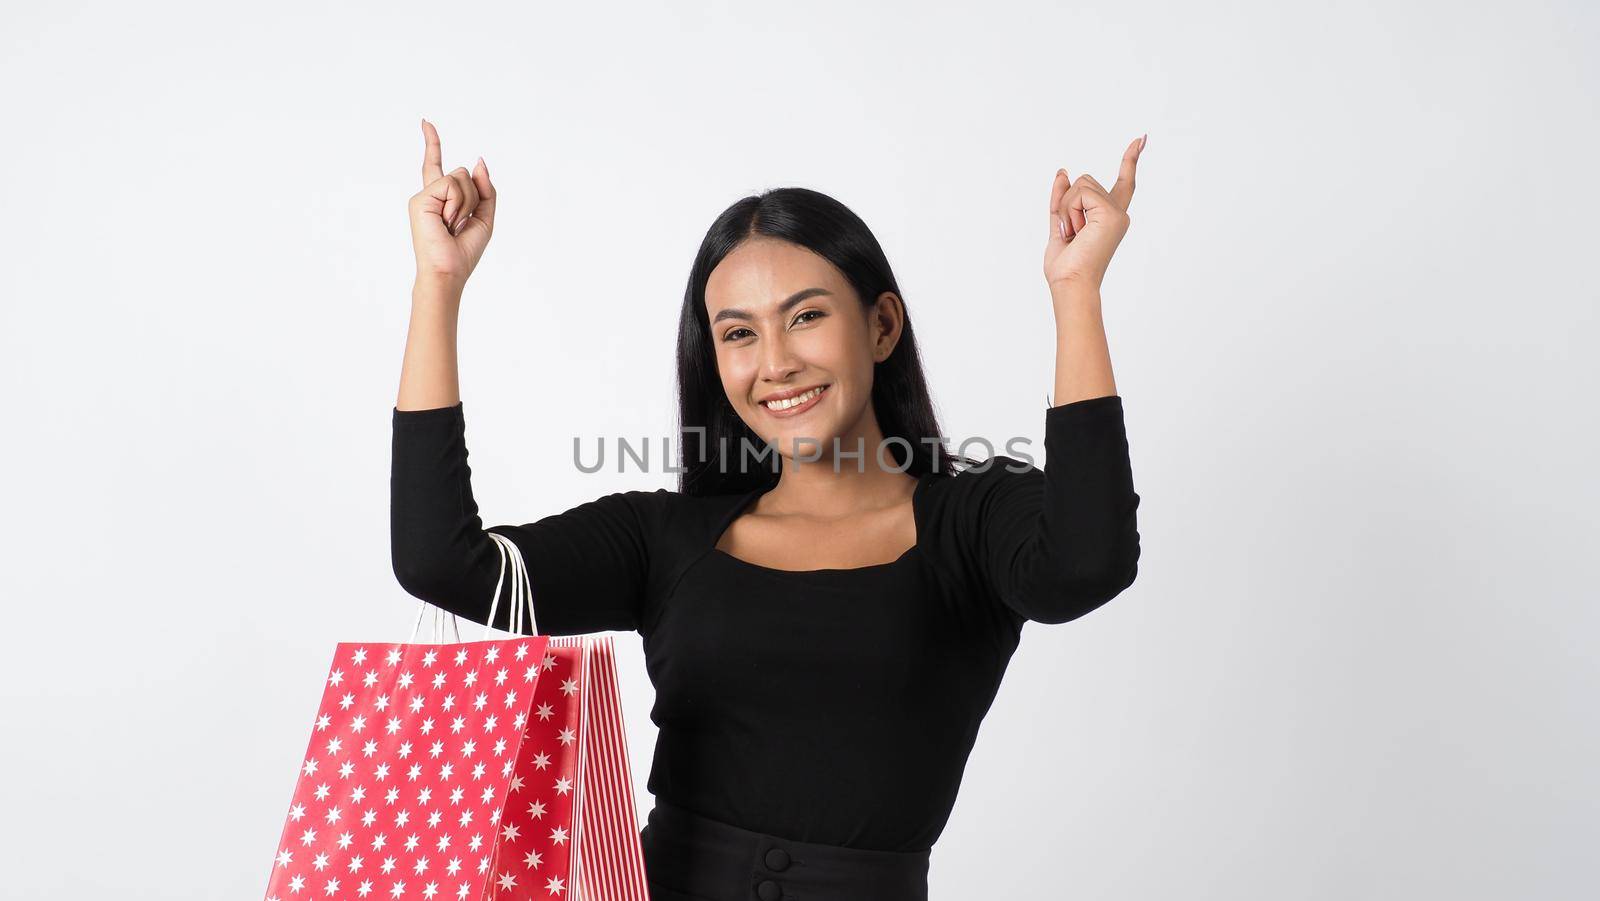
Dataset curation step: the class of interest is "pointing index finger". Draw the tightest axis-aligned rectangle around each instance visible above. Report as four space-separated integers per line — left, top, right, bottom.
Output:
1110 134 1144 210
421 119 444 186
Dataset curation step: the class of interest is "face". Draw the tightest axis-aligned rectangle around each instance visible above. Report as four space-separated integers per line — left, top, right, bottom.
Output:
703 237 903 468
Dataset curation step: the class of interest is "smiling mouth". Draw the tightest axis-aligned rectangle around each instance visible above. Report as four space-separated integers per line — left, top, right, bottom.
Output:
760 384 829 417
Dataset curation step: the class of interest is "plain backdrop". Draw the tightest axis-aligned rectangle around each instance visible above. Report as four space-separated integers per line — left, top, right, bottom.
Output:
2 1 1595 898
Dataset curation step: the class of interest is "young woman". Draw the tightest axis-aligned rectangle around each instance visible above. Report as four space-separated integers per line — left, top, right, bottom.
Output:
392 119 1145 901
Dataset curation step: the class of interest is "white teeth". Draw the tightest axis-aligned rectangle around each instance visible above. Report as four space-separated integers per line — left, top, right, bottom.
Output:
763 386 825 410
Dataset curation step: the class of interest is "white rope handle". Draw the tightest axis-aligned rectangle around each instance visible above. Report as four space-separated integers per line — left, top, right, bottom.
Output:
408 594 465 644
485 531 537 642
408 532 536 644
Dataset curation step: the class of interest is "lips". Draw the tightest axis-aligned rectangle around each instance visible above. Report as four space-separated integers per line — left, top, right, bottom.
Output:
759 384 828 418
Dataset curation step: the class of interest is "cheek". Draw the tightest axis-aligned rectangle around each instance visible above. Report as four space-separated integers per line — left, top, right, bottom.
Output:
800 332 873 387
792 325 863 372
713 348 756 401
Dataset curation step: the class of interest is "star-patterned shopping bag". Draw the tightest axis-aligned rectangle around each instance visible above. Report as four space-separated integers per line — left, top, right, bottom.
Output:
263 633 650 901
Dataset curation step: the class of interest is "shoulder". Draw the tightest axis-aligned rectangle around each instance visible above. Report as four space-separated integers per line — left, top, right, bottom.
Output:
915 456 1039 580
920 455 1043 525
605 487 748 607
603 486 746 545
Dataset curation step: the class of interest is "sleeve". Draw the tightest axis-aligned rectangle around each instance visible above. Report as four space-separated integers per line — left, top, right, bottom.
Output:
957 394 1142 624
390 402 667 636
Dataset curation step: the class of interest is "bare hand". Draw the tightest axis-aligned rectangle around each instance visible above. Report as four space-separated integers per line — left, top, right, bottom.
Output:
1043 134 1144 292
408 119 496 290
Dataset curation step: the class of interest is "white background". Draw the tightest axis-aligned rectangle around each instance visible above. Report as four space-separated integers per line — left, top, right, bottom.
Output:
2 1 1595 898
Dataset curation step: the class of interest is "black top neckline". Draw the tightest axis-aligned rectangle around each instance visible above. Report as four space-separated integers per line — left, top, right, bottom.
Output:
707 470 937 576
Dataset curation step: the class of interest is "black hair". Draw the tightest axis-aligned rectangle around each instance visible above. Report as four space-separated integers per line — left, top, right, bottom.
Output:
674 186 970 497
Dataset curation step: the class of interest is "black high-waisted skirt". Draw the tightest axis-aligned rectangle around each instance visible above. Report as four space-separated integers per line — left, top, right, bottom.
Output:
638 799 931 901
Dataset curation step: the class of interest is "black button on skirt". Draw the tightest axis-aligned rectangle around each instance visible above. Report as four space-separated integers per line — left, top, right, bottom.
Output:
639 799 931 901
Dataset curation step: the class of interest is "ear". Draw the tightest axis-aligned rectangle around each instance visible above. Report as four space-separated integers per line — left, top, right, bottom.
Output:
871 292 905 361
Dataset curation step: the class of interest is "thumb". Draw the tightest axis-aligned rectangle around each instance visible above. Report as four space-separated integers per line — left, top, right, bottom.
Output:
1047 169 1071 244
469 157 497 231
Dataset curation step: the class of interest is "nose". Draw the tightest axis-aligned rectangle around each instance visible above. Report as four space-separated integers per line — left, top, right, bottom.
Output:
758 330 803 383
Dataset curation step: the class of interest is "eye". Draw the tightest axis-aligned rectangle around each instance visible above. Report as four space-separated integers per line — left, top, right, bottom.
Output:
722 326 754 342
793 309 825 326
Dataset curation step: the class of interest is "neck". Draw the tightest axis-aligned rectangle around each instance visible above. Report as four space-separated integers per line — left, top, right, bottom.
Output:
763 412 918 517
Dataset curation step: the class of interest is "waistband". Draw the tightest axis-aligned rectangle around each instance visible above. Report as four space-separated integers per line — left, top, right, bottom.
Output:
638 799 931 901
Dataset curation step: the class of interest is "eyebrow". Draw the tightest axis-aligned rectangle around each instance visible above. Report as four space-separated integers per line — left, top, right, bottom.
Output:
711 287 834 324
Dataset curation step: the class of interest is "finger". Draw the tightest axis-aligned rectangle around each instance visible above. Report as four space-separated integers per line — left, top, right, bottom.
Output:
1109 134 1144 210
1049 169 1071 242
421 119 445 186
455 163 496 256
447 167 479 234
438 176 462 231
469 157 497 231
1071 176 1128 232
443 169 470 233
1066 185 1087 234
1074 175 1113 221
411 176 454 235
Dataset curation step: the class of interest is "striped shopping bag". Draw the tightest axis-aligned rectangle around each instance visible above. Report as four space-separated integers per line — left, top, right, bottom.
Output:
263 532 650 901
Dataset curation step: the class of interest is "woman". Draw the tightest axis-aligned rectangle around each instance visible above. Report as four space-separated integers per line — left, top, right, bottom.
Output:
392 119 1145 901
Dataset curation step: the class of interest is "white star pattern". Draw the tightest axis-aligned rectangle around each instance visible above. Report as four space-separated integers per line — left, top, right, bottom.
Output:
264 637 598 901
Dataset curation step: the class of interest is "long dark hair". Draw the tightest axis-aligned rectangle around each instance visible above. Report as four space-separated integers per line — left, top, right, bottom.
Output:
675 186 969 497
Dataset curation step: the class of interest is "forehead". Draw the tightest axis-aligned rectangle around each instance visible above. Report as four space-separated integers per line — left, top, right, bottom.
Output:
704 238 844 313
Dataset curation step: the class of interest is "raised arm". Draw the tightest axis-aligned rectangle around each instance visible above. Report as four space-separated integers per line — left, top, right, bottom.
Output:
388 122 656 635
397 118 495 413
961 136 1146 623
1043 133 1144 406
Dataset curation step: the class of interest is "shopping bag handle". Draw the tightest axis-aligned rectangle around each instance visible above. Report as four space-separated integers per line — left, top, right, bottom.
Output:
407 530 537 644
484 531 538 640
408 594 460 644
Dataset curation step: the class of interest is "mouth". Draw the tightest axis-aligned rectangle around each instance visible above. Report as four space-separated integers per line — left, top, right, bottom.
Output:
759 384 829 418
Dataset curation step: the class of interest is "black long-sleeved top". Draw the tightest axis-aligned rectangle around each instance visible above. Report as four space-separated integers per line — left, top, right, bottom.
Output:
390 395 1140 853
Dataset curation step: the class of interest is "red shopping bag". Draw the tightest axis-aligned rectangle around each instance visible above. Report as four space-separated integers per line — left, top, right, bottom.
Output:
263 533 650 900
